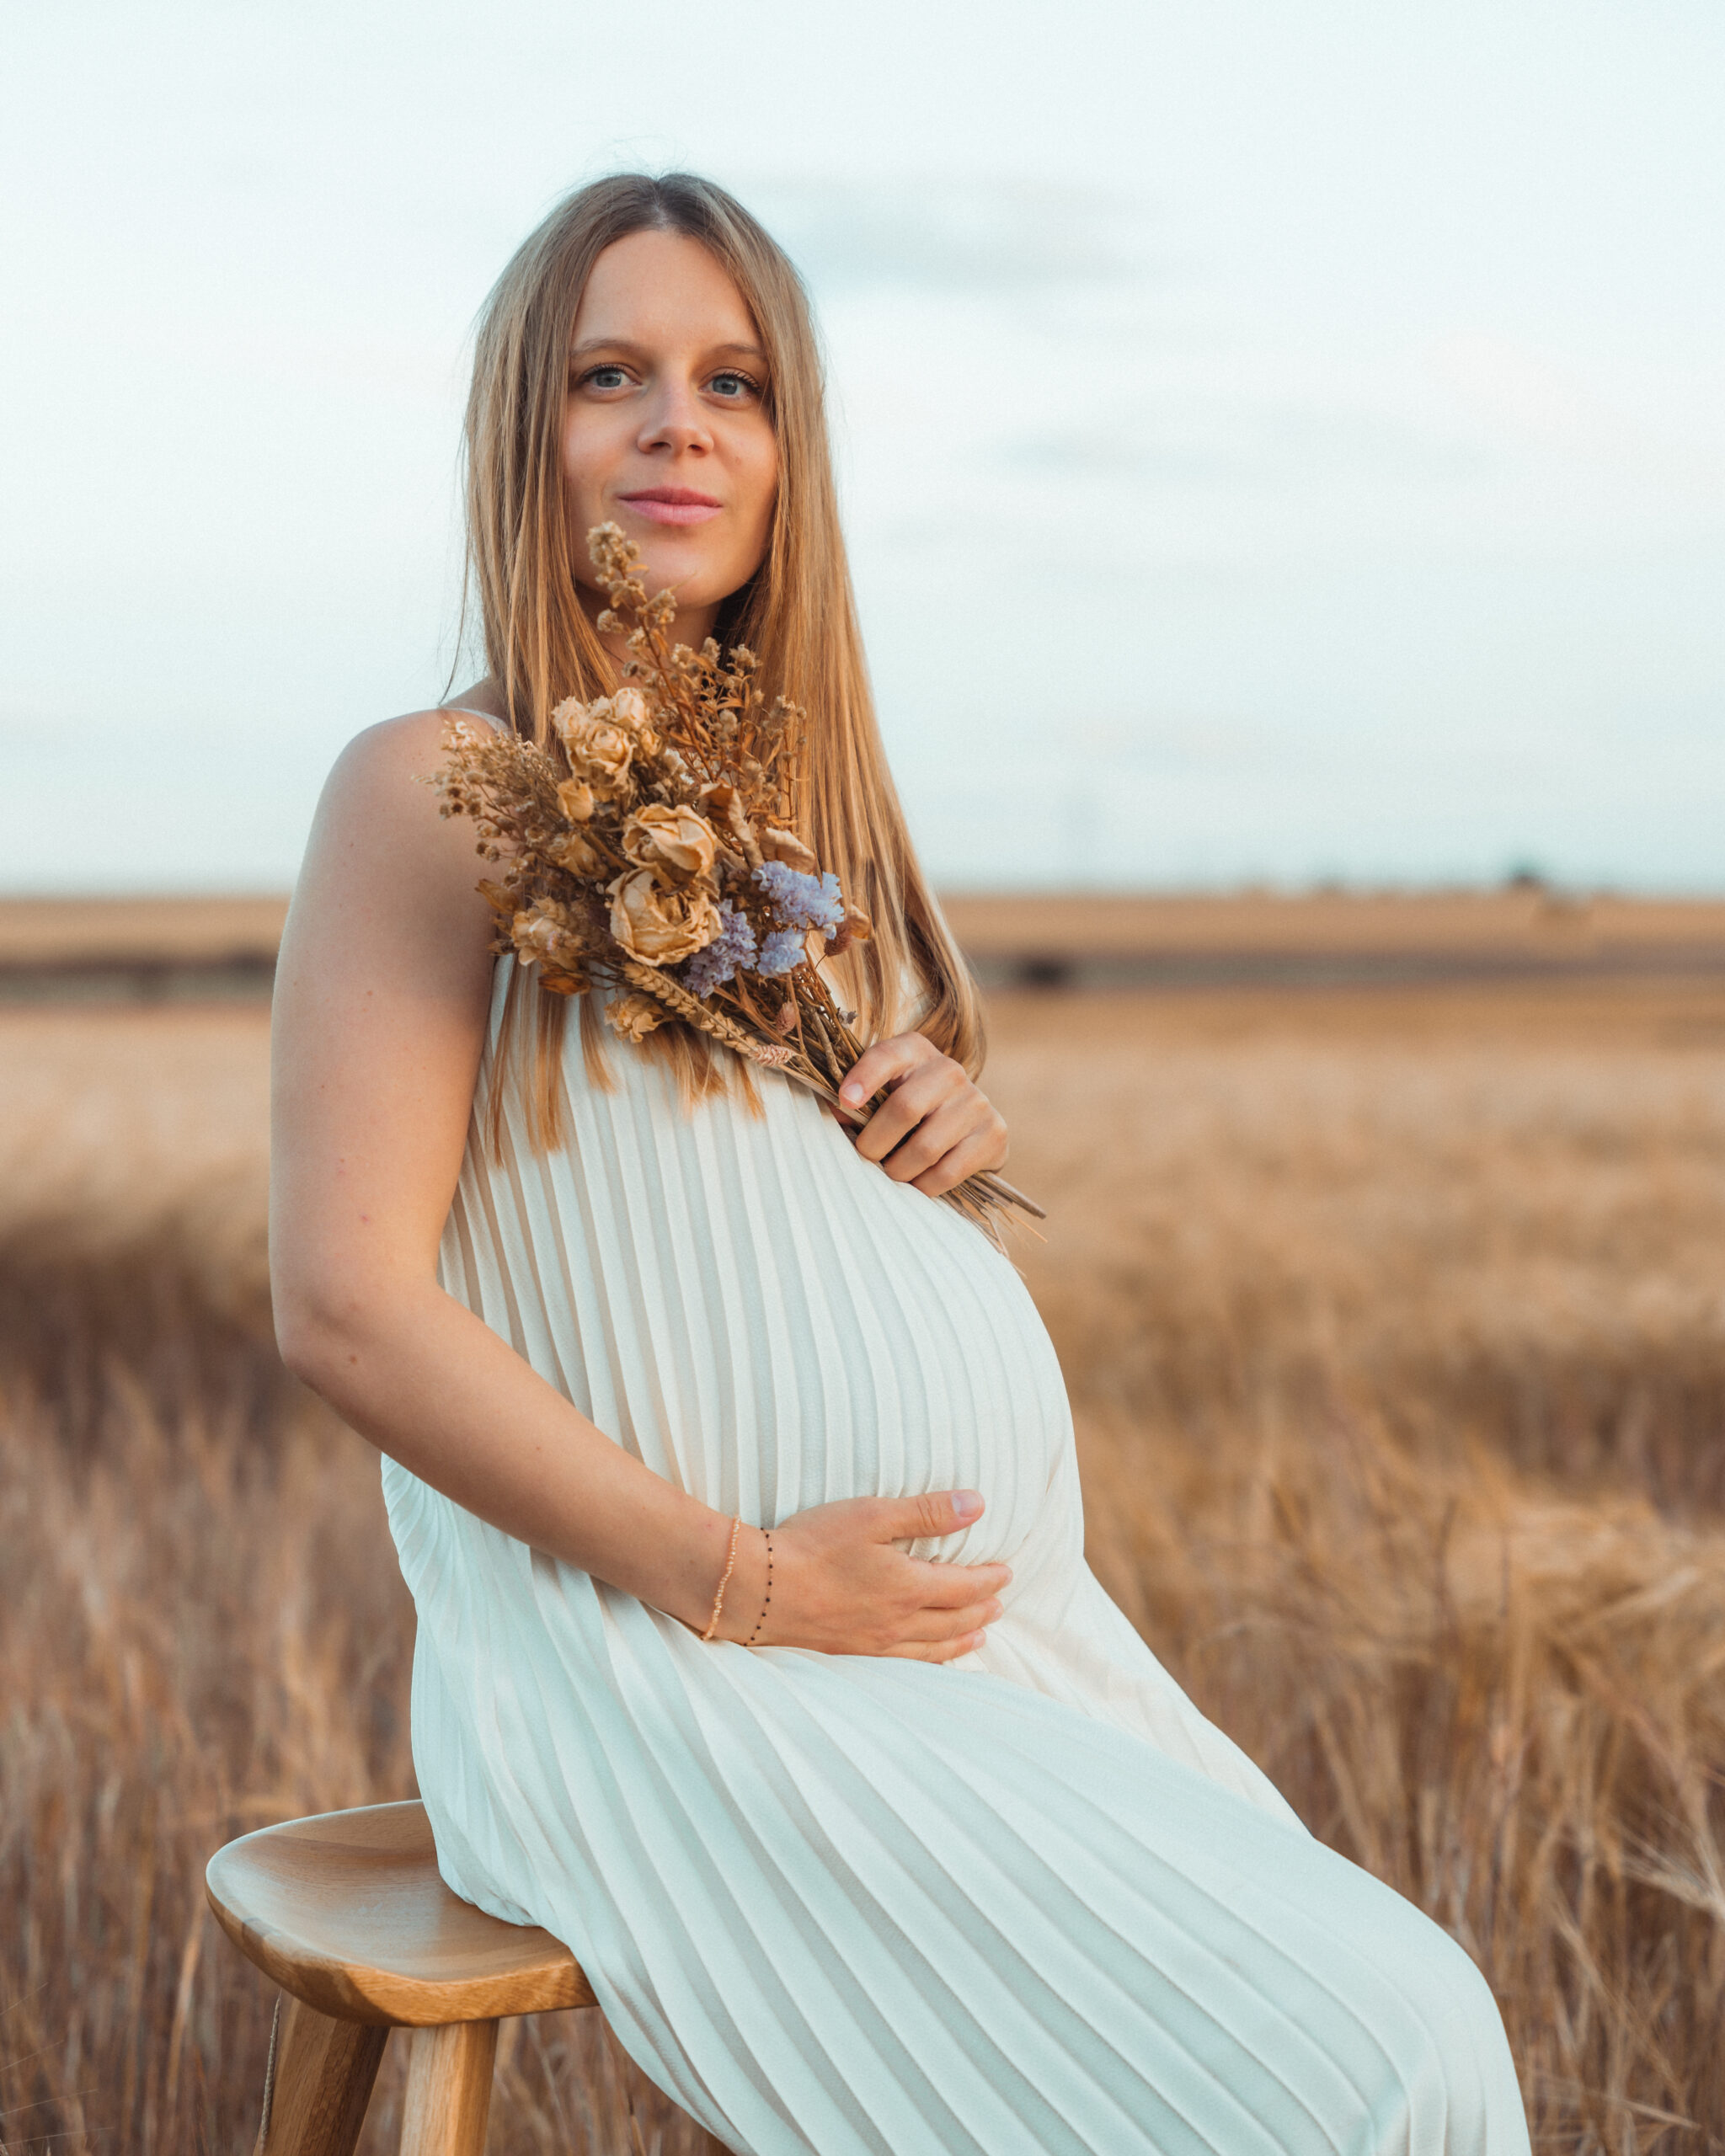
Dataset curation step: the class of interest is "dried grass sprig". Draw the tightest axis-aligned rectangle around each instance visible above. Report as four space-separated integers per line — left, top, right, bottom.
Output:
617 960 794 1069
434 525 1041 1236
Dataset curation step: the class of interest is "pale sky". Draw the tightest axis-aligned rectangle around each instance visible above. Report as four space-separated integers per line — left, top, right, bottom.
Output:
3 0 1722 890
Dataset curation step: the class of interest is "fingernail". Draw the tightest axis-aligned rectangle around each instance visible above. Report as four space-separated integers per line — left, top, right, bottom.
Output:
840 1081 863 1103
953 1489 984 1520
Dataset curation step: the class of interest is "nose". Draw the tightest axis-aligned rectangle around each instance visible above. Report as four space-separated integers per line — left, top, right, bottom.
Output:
637 376 713 459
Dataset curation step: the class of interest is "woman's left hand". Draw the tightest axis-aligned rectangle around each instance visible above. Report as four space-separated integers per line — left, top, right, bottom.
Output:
837 1034 1009 1198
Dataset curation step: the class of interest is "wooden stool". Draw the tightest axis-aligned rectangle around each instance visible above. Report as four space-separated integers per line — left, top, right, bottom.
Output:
206 1800 590 2156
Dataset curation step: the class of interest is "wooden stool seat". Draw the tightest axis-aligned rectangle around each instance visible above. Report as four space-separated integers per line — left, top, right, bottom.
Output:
207 1801 593 2156
207 1799 590 2026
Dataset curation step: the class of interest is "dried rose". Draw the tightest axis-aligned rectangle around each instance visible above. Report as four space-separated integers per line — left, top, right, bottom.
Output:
697 781 761 866
622 803 718 884
610 686 652 732
556 777 595 823
759 826 818 876
549 692 601 739
606 686 661 756
512 902 586 974
605 990 666 1043
552 696 634 790
548 827 605 877
568 718 634 789
607 869 723 965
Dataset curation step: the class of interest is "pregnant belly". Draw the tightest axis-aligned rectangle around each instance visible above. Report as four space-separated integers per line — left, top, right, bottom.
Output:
650 1208 1074 1573
441 1070 1076 1577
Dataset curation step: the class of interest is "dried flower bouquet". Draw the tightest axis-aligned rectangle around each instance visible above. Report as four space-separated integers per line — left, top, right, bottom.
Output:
433 523 1042 1236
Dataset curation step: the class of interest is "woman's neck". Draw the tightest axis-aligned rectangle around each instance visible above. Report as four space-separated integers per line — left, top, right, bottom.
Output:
580 583 719 667
445 680 509 722
447 583 723 723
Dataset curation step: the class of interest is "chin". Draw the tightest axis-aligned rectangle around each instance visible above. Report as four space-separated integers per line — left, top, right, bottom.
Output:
637 544 745 611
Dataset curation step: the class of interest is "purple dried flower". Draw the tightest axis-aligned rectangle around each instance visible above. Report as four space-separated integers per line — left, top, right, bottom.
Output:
756 927 808 977
753 861 845 938
676 903 758 998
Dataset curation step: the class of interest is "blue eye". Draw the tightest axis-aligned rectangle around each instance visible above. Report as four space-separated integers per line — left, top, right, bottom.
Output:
582 365 629 390
709 371 756 400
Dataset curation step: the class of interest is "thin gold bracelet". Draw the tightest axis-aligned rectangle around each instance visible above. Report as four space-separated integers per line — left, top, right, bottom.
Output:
701 1515 744 1642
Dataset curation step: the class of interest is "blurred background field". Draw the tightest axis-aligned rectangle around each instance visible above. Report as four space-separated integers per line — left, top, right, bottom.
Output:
6 897 1725 2152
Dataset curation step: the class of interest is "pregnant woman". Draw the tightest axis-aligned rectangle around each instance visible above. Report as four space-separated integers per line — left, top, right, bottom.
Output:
270 173 1530 2153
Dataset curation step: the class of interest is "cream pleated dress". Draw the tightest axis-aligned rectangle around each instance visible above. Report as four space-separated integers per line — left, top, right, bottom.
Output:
382 958 1530 2155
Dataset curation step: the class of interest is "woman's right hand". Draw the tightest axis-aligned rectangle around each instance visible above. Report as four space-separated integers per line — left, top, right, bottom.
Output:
718 1491 1012 1661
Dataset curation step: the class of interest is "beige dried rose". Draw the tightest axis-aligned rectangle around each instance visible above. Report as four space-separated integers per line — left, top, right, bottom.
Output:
549 692 603 740
556 777 595 824
548 827 604 877
511 903 590 989
552 696 634 790
605 990 666 1043
610 686 652 732
568 719 634 789
607 869 723 965
759 826 818 876
622 803 718 884
698 780 761 866
579 686 663 756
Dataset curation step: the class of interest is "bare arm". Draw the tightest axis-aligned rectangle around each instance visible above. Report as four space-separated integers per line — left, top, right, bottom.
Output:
270 713 1010 1653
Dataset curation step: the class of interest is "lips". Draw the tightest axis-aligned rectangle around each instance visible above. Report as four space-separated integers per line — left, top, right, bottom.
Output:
618 488 723 528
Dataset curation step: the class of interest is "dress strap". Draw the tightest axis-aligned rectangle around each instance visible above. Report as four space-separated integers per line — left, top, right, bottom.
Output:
441 704 505 734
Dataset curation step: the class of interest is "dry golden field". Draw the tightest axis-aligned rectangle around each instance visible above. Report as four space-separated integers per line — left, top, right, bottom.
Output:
6 966 1725 2152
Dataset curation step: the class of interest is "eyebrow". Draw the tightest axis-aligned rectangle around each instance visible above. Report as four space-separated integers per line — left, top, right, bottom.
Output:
569 338 768 365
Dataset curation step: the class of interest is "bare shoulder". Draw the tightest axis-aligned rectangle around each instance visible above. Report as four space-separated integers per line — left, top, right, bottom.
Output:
321 694 510 835
291 708 499 953
274 708 501 1187
328 705 476 788
315 707 481 846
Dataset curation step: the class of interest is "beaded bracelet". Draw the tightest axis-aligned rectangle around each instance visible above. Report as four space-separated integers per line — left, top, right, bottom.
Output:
746 1529 774 1645
701 1515 743 1642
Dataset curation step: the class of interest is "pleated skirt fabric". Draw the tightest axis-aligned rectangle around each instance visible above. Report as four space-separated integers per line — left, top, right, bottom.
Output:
383 963 1530 2153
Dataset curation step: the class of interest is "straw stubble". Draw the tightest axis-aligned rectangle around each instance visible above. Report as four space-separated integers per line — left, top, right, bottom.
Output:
3 983 1724 2151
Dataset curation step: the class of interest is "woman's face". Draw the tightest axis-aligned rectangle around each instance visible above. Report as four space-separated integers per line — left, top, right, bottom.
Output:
563 228 779 646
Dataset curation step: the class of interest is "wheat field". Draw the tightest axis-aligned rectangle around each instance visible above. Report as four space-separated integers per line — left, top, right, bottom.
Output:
5 976 1725 2153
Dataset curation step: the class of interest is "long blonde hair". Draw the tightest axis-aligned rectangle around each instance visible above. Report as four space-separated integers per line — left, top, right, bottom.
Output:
461 172 984 1142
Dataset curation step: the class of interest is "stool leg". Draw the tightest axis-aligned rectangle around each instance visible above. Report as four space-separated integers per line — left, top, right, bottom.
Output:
258 1994 388 2156
398 2020 498 2156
